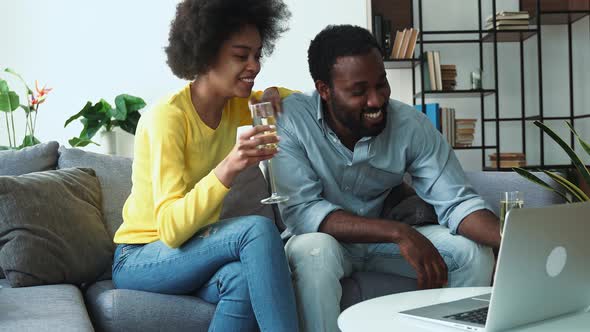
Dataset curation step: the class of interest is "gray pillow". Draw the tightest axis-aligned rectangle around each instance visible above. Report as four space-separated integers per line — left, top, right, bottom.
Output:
0 141 59 176
0 141 60 279
58 146 133 239
0 168 113 287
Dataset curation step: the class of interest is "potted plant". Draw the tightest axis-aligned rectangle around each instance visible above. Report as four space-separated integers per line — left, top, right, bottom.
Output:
513 121 590 203
0 68 52 150
64 94 146 154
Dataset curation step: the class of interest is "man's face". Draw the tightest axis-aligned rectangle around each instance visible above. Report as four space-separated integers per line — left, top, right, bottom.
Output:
321 48 391 140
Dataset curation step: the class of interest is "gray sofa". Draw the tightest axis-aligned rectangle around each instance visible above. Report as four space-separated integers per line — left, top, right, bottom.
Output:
0 142 565 331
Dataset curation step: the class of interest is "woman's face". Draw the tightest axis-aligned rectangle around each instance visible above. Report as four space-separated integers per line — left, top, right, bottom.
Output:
207 24 262 98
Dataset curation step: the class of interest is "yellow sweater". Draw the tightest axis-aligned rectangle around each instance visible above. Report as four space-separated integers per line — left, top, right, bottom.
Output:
113 84 291 248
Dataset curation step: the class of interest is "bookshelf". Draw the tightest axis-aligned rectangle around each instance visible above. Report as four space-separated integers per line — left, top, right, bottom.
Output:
369 0 589 171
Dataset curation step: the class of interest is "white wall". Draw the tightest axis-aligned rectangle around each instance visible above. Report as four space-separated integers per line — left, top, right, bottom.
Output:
0 0 367 157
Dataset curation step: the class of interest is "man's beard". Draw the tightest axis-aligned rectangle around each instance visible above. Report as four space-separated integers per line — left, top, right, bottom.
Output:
330 96 388 138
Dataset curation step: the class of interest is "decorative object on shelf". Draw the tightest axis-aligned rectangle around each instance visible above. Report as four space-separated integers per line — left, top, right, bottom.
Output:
489 152 526 168
64 94 146 154
470 68 482 90
485 11 531 30
0 68 52 150
514 121 590 203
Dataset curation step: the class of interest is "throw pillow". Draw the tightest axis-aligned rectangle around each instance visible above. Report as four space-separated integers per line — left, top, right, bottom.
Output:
0 168 114 287
0 141 60 279
0 141 59 176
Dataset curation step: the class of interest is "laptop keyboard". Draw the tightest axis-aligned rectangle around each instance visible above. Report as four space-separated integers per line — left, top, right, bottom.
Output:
444 306 489 325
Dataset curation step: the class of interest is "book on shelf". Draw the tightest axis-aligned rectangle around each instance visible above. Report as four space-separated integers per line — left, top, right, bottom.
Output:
403 28 419 59
490 160 527 168
433 51 443 91
390 30 404 59
489 152 526 168
486 11 530 21
424 51 437 90
415 103 456 146
390 28 419 59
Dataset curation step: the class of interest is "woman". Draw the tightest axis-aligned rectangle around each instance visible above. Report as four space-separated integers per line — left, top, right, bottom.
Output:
111 0 298 331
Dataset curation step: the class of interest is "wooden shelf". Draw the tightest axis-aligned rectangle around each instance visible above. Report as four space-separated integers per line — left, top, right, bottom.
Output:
535 11 590 25
383 59 419 69
454 145 497 150
482 30 538 43
414 89 496 98
483 164 575 172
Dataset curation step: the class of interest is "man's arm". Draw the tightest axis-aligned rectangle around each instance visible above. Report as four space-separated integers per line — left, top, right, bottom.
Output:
458 209 501 249
319 210 448 289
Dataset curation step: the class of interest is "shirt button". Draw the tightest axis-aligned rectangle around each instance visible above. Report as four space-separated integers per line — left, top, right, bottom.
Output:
359 208 364 214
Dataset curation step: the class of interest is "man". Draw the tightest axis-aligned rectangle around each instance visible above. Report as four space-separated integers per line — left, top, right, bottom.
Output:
273 25 501 332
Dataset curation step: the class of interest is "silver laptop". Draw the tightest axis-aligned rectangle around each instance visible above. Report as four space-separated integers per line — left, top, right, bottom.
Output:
399 202 590 331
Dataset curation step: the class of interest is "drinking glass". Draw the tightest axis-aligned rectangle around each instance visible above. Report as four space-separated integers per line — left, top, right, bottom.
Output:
249 102 289 204
499 191 524 235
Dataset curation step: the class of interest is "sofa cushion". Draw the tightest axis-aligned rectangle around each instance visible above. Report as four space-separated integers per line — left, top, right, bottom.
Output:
85 280 215 332
0 141 59 176
0 282 94 331
58 146 133 239
0 168 113 287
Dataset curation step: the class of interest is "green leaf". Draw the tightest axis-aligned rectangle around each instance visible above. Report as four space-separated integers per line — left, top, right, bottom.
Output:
4 68 33 94
534 120 590 192
83 99 112 121
119 111 141 135
113 94 146 121
20 104 32 113
566 121 590 160
65 101 92 127
0 79 8 93
68 137 100 147
0 91 20 112
80 118 102 140
540 169 589 202
20 135 41 148
512 167 572 203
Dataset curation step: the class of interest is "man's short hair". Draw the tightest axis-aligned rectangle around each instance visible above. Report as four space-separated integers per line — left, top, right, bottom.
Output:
307 25 382 86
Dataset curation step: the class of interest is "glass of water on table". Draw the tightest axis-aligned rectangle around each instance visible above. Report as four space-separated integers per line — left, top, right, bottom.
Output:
249 102 289 204
499 191 523 235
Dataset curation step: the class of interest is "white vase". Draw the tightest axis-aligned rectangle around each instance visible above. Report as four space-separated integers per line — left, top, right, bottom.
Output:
100 130 117 155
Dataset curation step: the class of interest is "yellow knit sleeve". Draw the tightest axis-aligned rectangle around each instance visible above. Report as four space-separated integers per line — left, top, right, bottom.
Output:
145 105 230 248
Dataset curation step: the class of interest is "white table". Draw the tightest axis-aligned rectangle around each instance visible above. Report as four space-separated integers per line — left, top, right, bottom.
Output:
338 287 590 331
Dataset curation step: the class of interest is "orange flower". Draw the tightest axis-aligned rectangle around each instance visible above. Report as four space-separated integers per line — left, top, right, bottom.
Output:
31 80 52 106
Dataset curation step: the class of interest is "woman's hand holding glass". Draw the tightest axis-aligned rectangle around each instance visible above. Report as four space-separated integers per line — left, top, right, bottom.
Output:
214 125 279 188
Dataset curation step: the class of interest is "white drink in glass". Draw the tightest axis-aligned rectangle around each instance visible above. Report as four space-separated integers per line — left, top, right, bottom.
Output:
249 102 289 204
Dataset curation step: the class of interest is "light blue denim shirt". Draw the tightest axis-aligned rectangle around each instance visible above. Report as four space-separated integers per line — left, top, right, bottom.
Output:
273 91 491 236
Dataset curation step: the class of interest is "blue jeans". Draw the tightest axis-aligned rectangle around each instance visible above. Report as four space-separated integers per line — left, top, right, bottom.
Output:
112 216 299 332
285 224 495 332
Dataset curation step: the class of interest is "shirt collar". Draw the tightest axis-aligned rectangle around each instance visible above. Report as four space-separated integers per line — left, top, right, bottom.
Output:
312 91 329 137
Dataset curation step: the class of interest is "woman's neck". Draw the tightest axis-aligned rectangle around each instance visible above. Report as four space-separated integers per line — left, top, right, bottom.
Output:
190 78 229 129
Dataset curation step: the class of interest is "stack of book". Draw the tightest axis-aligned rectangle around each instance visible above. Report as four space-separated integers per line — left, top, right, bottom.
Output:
390 28 419 59
485 11 531 30
441 65 457 91
415 103 456 146
454 119 477 147
489 153 527 168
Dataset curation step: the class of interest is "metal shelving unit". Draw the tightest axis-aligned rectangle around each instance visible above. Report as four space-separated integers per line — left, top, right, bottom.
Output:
374 0 589 171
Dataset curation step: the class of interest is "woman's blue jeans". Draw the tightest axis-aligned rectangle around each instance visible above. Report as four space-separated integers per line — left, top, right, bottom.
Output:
112 215 299 332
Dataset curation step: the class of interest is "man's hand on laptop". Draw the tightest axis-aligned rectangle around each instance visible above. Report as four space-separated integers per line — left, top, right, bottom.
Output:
397 224 448 289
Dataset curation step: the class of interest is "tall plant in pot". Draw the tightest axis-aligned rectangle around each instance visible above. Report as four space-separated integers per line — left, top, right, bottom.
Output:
65 94 146 154
513 121 590 203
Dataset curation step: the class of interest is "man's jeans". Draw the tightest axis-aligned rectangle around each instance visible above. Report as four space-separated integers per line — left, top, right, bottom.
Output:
285 224 495 332
112 216 299 332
